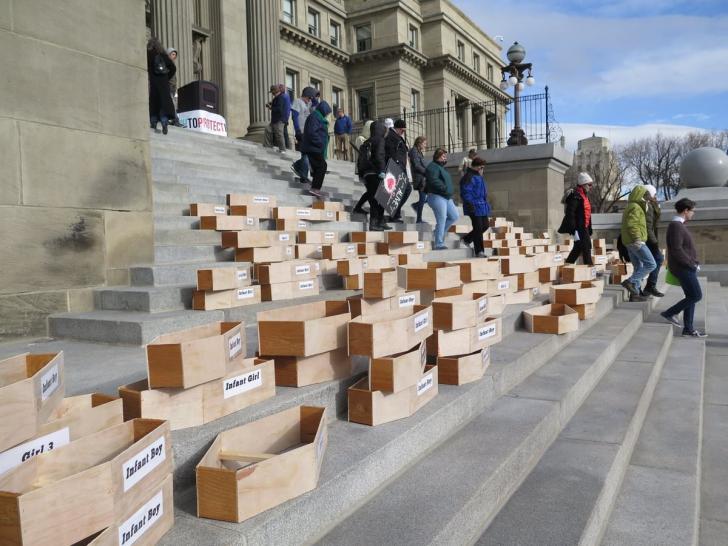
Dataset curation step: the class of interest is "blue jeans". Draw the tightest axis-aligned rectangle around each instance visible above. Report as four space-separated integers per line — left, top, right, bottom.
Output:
626 243 657 290
646 243 664 287
293 153 310 179
427 194 459 248
664 267 702 332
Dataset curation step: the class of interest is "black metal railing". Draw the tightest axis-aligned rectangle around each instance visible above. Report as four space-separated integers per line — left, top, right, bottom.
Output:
327 87 559 161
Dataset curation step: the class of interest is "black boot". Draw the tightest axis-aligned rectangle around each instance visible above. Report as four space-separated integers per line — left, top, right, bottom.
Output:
644 283 665 297
368 221 384 231
629 293 648 302
621 280 638 296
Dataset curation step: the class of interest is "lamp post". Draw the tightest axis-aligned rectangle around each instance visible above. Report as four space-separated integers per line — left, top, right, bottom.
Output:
499 42 535 146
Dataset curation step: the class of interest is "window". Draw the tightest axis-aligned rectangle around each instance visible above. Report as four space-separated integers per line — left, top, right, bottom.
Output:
410 89 420 112
356 24 372 52
457 40 465 61
307 8 320 36
332 87 343 112
487 63 494 82
282 0 295 24
408 25 419 49
473 53 481 73
310 78 321 91
357 88 373 120
330 21 341 47
285 69 298 102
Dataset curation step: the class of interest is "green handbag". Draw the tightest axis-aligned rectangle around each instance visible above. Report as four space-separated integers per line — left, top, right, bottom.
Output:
665 268 681 286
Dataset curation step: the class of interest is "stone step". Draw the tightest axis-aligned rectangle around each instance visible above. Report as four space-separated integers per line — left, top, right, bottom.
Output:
601 335 704 546
154 229 223 246
130 261 243 287
316 307 643 546
94 284 196 313
159 296 623 546
478 323 673 546
153 243 234 263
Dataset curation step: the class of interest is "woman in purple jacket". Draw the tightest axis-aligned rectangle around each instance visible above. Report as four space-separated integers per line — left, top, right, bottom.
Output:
459 157 490 257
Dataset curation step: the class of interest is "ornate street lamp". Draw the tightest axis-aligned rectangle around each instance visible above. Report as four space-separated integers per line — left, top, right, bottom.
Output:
499 42 535 146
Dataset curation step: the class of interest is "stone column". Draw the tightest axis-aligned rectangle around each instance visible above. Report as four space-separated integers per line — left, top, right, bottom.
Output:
477 110 488 149
245 0 281 142
152 0 194 88
461 102 472 152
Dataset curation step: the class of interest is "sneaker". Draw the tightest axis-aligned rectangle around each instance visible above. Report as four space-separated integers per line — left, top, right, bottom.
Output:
308 188 324 199
434 245 448 250
379 223 393 231
682 330 708 338
660 312 682 327
629 294 648 302
621 280 638 296
644 285 665 297
475 252 486 258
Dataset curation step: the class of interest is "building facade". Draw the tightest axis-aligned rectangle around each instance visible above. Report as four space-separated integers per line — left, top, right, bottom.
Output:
147 0 509 150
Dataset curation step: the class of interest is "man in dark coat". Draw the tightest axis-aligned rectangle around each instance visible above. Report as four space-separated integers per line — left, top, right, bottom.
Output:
301 101 332 199
359 120 391 231
558 172 594 265
147 37 177 134
384 119 411 222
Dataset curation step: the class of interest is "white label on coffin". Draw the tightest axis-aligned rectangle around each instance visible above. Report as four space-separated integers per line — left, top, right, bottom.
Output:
297 209 311 217
414 312 430 333
299 280 315 290
362 259 368 268
122 436 166 492
0 427 70 475
253 196 270 204
237 288 255 300
296 265 311 275
324 232 335 240
478 323 497 340
417 372 434 396
246 217 255 225
236 270 248 281
286 247 293 255
498 280 510 290
481 347 490 369
118 489 164 546
416 242 425 249
532 287 539 296
399 294 416 308
40 363 60 401
346 245 356 254
213 206 226 215
279 233 290 242
326 211 334 218
591 268 597 279
228 332 242 359
478 299 487 314
223 369 262 399
553 254 563 262
298 221 308 228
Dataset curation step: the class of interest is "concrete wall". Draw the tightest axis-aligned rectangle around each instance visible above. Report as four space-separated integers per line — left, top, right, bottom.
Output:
0 0 153 340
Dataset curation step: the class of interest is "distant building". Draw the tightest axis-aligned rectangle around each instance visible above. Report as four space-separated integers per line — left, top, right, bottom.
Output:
565 133 622 211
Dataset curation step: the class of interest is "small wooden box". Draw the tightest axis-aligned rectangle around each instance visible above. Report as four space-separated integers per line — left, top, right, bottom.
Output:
438 347 491 386
235 245 294 263
398 264 462 291
447 259 501 282
296 243 323 260
81 474 174 546
229 204 272 218
0 394 122 476
500 255 537 275
227 194 277 207
427 317 502 357
192 286 261 310
146 322 245 389
517 271 540 290
523 303 579 334
0 352 64 452
190 203 227 216
572 302 597 320
257 300 350 357
347 291 421 318
297 230 339 244
267 348 351 387
397 253 425 265
419 286 463 306
273 206 325 221
0 419 171 546
607 262 634 276
505 288 534 305
199 215 258 231
120 359 274 431
322 243 360 260
550 281 601 306
221 230 295 249
312 200 344 211
363 268 400 299
432 293 488 330
261 278 319 301
348 305 433 358
560 265 598 283
257 260 319 284
350 231 386 243
196 266 252 291
376 241 430 255
196 405 327 523
386 231 419 245
370 342 426 393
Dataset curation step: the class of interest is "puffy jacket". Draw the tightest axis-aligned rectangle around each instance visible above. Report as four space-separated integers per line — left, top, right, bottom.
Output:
621 185 648 246
557 188 592 235
425 161 453 198
365 120 388 175
385 129 408 168
459 168 490 216
409 147 427 191
646 200 660 245
301 101 332 158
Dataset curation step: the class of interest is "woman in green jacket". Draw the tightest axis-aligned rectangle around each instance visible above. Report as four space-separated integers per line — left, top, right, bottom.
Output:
425 148 459 250
620 185 657 301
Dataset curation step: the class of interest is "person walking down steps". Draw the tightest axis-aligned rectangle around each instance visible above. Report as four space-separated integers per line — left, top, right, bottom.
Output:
558 172 594 266
426 148 459 250
620 185 657 302
660 198 707 338
301 101 332 200
408 136 428 223
357 120 391 231
459 157 490 257
290 86 317 184
642 184 665 297
147 37 177 135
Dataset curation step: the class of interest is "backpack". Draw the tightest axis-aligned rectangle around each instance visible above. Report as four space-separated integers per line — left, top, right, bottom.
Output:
356 139 373 175
152 54 169 76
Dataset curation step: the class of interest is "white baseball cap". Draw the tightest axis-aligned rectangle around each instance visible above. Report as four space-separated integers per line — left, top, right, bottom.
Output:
577 172 593 186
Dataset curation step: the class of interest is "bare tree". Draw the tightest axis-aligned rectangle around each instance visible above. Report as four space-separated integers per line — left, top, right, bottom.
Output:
564 148 630 212
621 134 683 199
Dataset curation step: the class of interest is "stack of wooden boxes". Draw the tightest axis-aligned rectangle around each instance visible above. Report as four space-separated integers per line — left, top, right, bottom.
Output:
118 321 275 430
0 354 174 544
376 230 432 259
255 259 322 301
193 264 260 310
347 304 436 426
257 300 352 387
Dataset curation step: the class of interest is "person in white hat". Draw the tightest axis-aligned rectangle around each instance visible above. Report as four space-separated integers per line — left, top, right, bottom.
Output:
642 184 665 297
558 172 595 265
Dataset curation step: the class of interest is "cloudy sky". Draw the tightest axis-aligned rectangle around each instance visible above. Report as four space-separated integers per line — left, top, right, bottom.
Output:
453 0 728 150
